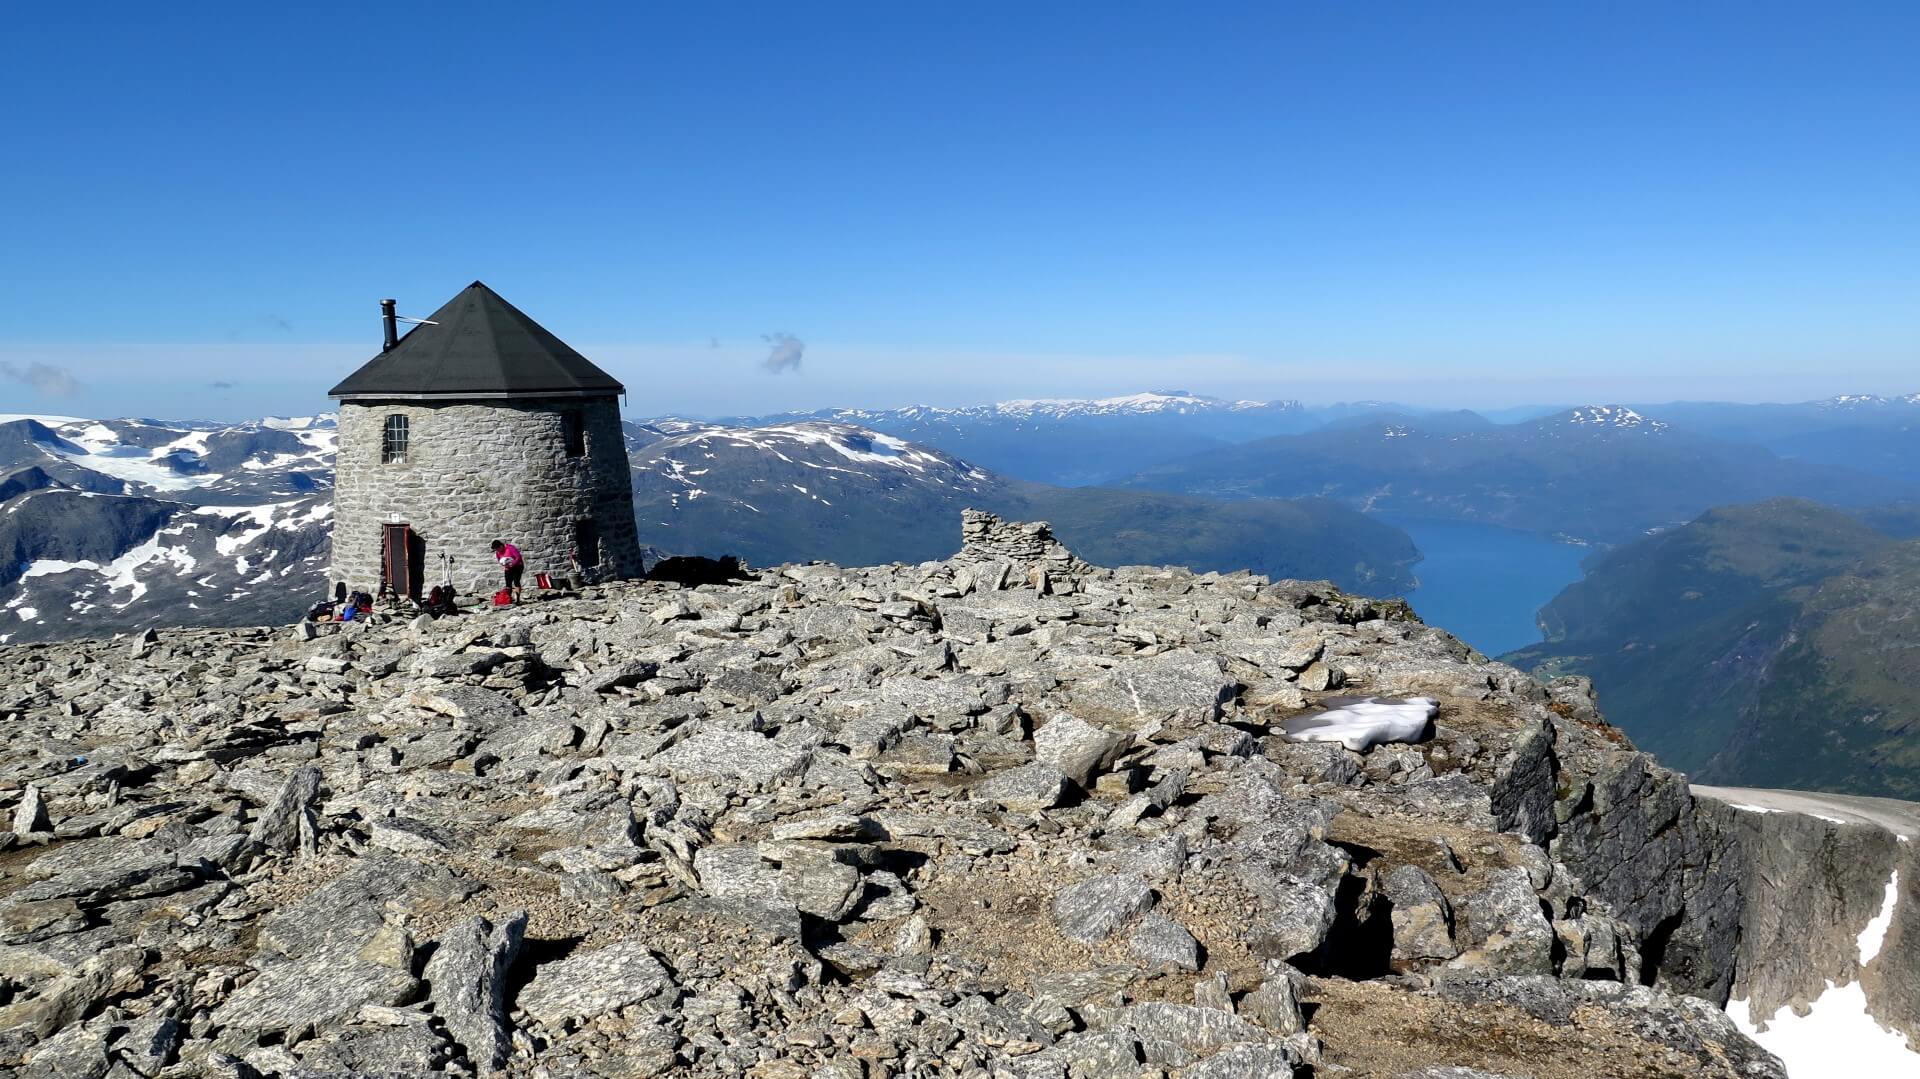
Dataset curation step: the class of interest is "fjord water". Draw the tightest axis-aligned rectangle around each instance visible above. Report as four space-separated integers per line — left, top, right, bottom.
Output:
1381 517 1591 657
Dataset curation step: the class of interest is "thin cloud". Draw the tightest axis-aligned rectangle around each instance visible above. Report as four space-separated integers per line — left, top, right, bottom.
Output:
760 333 804 374
210 380 237 389
0 361 81 397
266 314 293 332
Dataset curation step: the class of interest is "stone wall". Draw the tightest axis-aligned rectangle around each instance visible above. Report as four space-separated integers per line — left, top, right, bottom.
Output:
331 396 642 596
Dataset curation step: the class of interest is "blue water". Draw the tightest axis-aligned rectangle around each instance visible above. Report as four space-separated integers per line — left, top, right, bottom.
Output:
1380 517 1592 657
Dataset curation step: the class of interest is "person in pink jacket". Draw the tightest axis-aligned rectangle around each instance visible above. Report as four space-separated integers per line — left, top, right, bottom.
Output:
490 539 525 603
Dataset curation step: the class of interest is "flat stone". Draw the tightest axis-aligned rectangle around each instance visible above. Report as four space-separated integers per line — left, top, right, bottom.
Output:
977 761 1070 812
407 685 526 729
1185 1044 1301 1078
585 659 660 692
1071 651 1237 727
649 729 813 788
14 840 198 907
1052 874 1156 943
211 952 419 1041
515 939 676 1027
368 816 455 855
1090 1001 1265 1055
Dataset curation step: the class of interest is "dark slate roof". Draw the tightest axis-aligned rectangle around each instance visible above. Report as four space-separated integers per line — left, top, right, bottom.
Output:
329 282 625 400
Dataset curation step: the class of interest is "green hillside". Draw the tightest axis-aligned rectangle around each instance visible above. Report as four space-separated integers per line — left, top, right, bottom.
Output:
1507 498 1920 796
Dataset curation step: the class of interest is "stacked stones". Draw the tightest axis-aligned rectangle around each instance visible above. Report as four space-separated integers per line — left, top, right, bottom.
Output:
331 397 643 596
953 508 1090 592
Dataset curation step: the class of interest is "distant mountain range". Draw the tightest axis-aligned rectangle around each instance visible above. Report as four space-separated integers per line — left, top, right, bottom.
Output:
5 387 1918 668
660 391 1920 542
696 391 1322 486
1629 395 1920 486
1115 404 1908 544
1507 498 1920 798
623 420 1417 590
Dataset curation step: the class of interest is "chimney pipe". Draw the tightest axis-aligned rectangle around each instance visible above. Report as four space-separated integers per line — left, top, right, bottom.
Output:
380 299 398 351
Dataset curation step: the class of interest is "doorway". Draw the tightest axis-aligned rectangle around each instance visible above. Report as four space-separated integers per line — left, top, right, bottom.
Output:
574 518 600 574
381 522 425 599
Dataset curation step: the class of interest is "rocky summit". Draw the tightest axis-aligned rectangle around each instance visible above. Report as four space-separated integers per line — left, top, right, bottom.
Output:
0 512 1857 1078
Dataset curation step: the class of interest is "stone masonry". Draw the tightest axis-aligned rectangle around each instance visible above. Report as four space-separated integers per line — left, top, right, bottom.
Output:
331 396 642 596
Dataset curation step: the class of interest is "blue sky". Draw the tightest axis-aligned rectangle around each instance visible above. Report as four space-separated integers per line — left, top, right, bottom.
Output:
1 3 1915 420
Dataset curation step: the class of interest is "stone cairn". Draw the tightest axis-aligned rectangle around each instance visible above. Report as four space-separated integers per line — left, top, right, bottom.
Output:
953 508 1091 593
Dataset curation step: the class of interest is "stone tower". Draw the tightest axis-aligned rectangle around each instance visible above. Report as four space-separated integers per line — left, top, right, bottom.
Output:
327 281 643 598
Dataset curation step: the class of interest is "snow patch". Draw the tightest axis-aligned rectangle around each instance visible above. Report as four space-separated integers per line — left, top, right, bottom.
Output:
1858 870 1899 966
21 558 103 579
99 533 199 607
194 502 297 554
1730 981 1916 1077
1279 696 1437 752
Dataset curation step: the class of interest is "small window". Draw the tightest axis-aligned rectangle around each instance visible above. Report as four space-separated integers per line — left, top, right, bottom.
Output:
381 414 410 464
562 410 586 458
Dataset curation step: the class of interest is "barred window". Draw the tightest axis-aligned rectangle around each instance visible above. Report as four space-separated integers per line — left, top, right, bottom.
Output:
381 414 409 464
562 410 586 458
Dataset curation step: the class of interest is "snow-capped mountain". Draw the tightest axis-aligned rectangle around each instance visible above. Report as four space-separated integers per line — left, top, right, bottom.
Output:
1123 404 1907 544
679 392 1322 486
772 390 1301 424
1816 393 1920 410
0 415 337 643
2 495 331 644
1557 405 1670 431
1635 394 1920 484
627 421 1013 567
978 391 1292 419
0 414 335 504
633 422 999 519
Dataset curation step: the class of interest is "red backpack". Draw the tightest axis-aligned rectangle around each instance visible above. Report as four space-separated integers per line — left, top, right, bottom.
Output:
492 588 513 608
